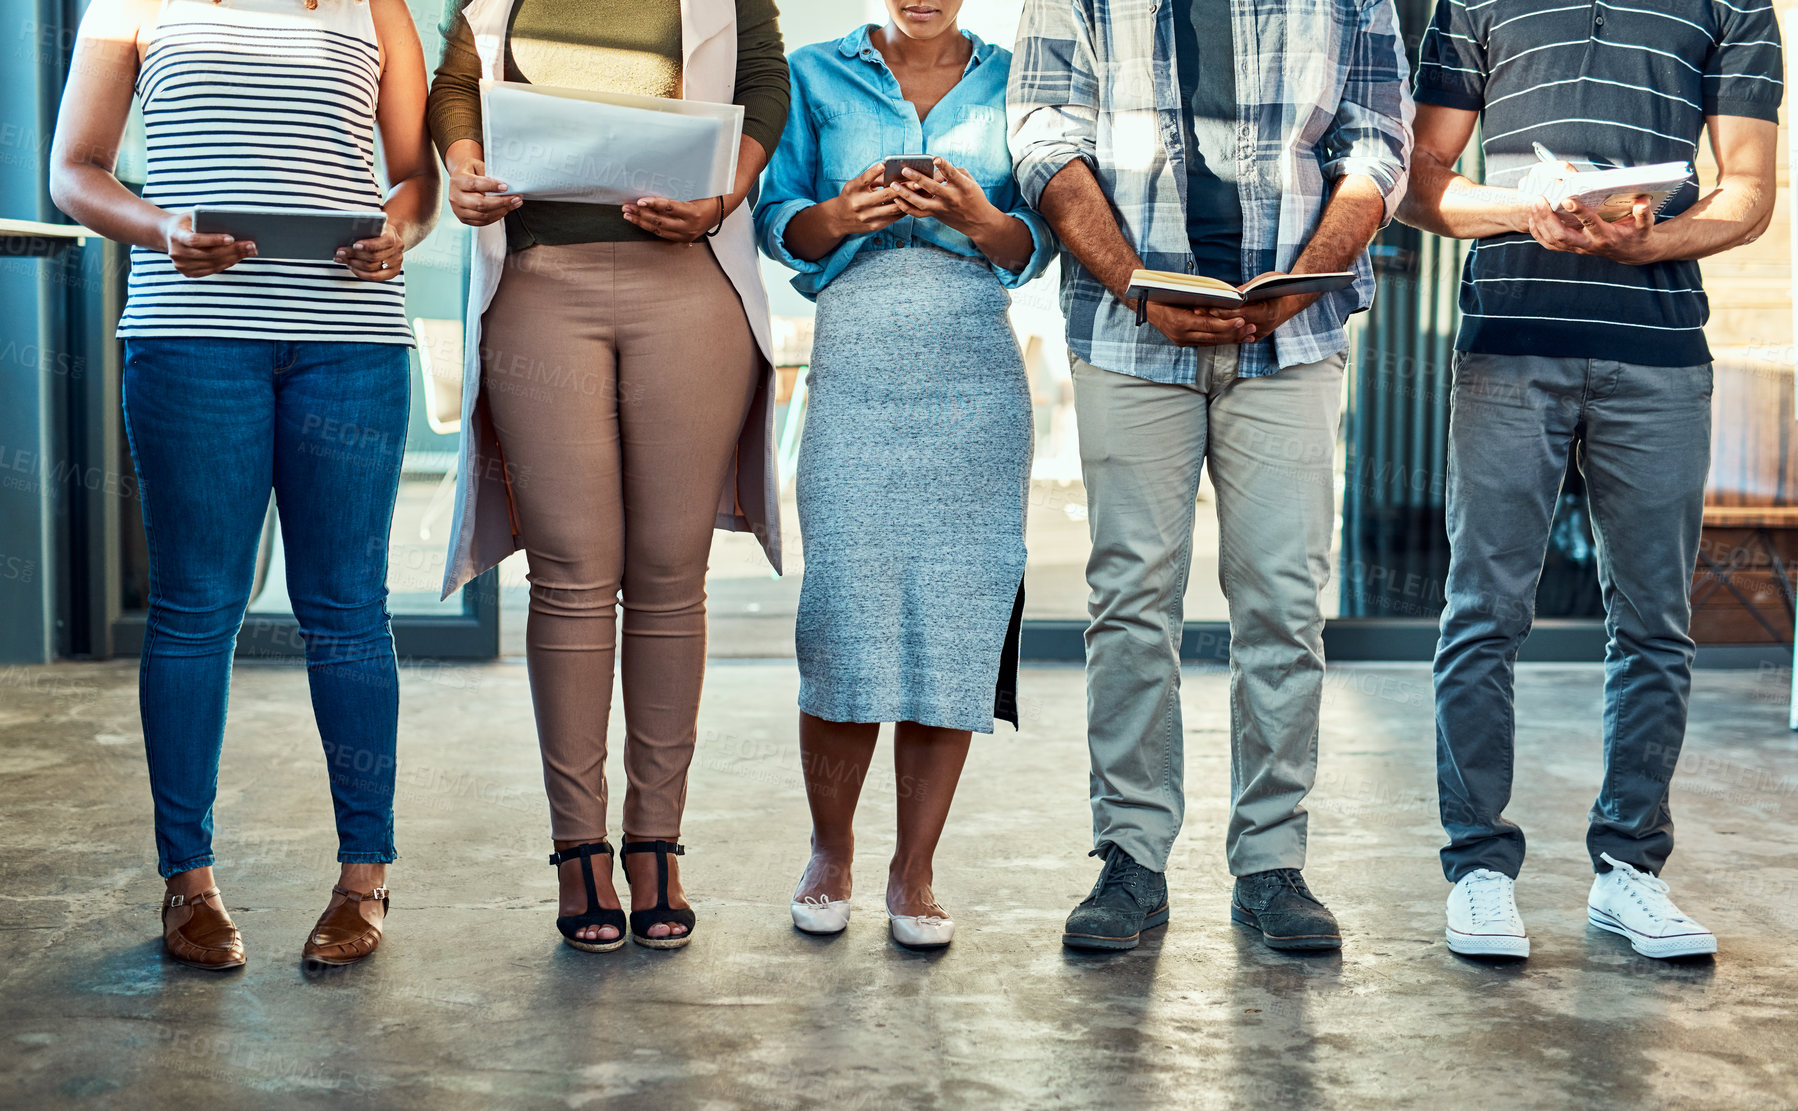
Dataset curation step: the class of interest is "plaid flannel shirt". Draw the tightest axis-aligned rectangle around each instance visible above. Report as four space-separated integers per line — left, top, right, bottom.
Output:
1008 0 1414 381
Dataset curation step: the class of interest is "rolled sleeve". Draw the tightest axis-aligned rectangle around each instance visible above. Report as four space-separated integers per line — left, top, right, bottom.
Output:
756 198 827 275
1008 0 1100 209
753 68 830 276
1320 0 1415 222
992 204 1057 288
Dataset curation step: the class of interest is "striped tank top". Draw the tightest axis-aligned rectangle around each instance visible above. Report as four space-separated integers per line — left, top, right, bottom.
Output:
119 0 412 344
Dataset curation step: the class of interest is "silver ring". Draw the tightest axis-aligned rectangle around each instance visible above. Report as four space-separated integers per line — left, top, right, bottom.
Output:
380 261 389 270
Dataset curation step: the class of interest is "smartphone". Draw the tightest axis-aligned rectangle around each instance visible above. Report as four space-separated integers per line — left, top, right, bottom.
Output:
882 155 939 186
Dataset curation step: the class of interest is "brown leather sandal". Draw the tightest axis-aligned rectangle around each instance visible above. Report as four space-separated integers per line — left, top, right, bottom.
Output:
162 887 246 971
302 885 389 967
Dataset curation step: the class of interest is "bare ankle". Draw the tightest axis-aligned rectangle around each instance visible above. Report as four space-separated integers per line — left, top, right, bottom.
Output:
338 862 387 888
165 866 215 898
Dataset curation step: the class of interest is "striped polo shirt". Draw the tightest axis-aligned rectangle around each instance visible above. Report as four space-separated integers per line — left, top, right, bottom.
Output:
1416 0 1783 367
119 0 412 345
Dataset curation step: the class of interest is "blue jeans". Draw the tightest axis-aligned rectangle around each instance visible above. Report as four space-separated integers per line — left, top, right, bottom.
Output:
123 338 408 878
1434 352 1711 882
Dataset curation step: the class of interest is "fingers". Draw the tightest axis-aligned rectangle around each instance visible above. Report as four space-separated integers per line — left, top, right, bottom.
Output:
622 196 707 241
901 167 958 202
336 233 403 280
1147 303 1252 346
169 232 255 277
454 173 508 195
1527 197 1586 252
847 186 900 219
173 231 238 251
449 172 520 226
345 259 401 281
891 180 945 214
450 181 521 226
936 158 978 189
1556 196 1600 230
859 201 904 225
852 162 886 191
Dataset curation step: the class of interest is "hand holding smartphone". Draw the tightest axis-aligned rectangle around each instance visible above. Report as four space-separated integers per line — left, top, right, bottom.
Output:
882 155 939 187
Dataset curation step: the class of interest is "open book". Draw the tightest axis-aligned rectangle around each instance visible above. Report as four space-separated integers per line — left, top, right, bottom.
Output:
1535 161 1692 223
1126 270 1356 324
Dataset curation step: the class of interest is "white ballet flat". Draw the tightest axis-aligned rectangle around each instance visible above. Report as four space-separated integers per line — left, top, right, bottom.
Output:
791 894 851 935
887 906 954 949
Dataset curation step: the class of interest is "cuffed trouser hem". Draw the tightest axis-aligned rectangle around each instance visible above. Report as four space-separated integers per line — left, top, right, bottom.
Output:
336 851 399 865
1442 852 1524 884
159 853 217 880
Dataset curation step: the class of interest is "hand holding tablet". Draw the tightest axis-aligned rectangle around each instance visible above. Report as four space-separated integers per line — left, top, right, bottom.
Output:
191 205 389 264
160 210 258 278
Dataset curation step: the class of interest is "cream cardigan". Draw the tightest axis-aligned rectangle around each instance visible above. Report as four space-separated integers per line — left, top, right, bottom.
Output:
439 0 782 599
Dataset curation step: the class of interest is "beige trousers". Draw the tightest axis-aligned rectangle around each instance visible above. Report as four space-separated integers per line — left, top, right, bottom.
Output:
1074 348 1345 876
481 240 759 841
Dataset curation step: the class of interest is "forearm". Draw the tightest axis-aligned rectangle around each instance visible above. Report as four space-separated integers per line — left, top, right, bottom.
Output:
725 136 769 217
781 200 846 262
1294 175 1389 273
966 212 1035 273
1642 173 1773 262
50 161 173 252
1398 152 1530 240
382 172 441 249
444 138 483 176
1035 159 1144 301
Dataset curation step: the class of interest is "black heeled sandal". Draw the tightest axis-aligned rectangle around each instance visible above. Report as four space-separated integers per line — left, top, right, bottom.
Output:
548 841 626 953
621 840 696 950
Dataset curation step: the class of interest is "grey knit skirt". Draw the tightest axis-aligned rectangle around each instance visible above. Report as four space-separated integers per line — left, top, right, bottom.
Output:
795 247 1031 733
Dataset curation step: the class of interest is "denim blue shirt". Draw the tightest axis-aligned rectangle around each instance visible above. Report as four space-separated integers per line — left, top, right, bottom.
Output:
756 26 1056 300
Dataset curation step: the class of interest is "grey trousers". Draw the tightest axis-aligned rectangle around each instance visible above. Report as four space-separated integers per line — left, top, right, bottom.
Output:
1434 352 1711 881
1074 349 1345 876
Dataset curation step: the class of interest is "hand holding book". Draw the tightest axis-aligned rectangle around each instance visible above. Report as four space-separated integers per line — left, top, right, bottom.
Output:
1126 270 1357 344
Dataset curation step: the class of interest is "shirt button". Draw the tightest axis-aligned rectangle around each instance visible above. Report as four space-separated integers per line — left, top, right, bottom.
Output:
1594 13 1605 24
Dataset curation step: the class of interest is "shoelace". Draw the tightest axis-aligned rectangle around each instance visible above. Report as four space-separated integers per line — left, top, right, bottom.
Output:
796 895 843 907
1089 845 1141 902
1257 868 1323 907
1462 871 1515 927
1599 853 1695 926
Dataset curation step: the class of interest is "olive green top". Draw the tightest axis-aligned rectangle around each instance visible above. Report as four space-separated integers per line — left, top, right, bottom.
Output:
428 0 789 249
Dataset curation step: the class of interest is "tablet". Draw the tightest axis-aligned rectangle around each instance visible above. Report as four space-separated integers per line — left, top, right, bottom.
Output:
192 206 387 261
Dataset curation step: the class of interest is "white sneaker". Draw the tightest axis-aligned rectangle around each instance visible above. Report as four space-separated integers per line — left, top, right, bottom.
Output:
1586 853 1717 959
790 893 851 935
1445 869 1530 958
887 903 954 949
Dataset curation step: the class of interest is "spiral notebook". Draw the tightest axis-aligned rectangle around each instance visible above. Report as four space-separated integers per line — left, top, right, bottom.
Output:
1539 161 1693 222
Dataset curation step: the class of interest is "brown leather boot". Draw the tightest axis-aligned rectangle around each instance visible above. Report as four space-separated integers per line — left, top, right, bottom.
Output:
302 885 388 967
162 887 247 971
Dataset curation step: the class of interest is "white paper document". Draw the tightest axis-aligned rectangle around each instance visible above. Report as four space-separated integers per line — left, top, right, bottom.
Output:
480 79 743 205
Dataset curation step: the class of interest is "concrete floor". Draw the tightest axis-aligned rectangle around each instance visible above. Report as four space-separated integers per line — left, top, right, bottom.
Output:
2 659 1796 1110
